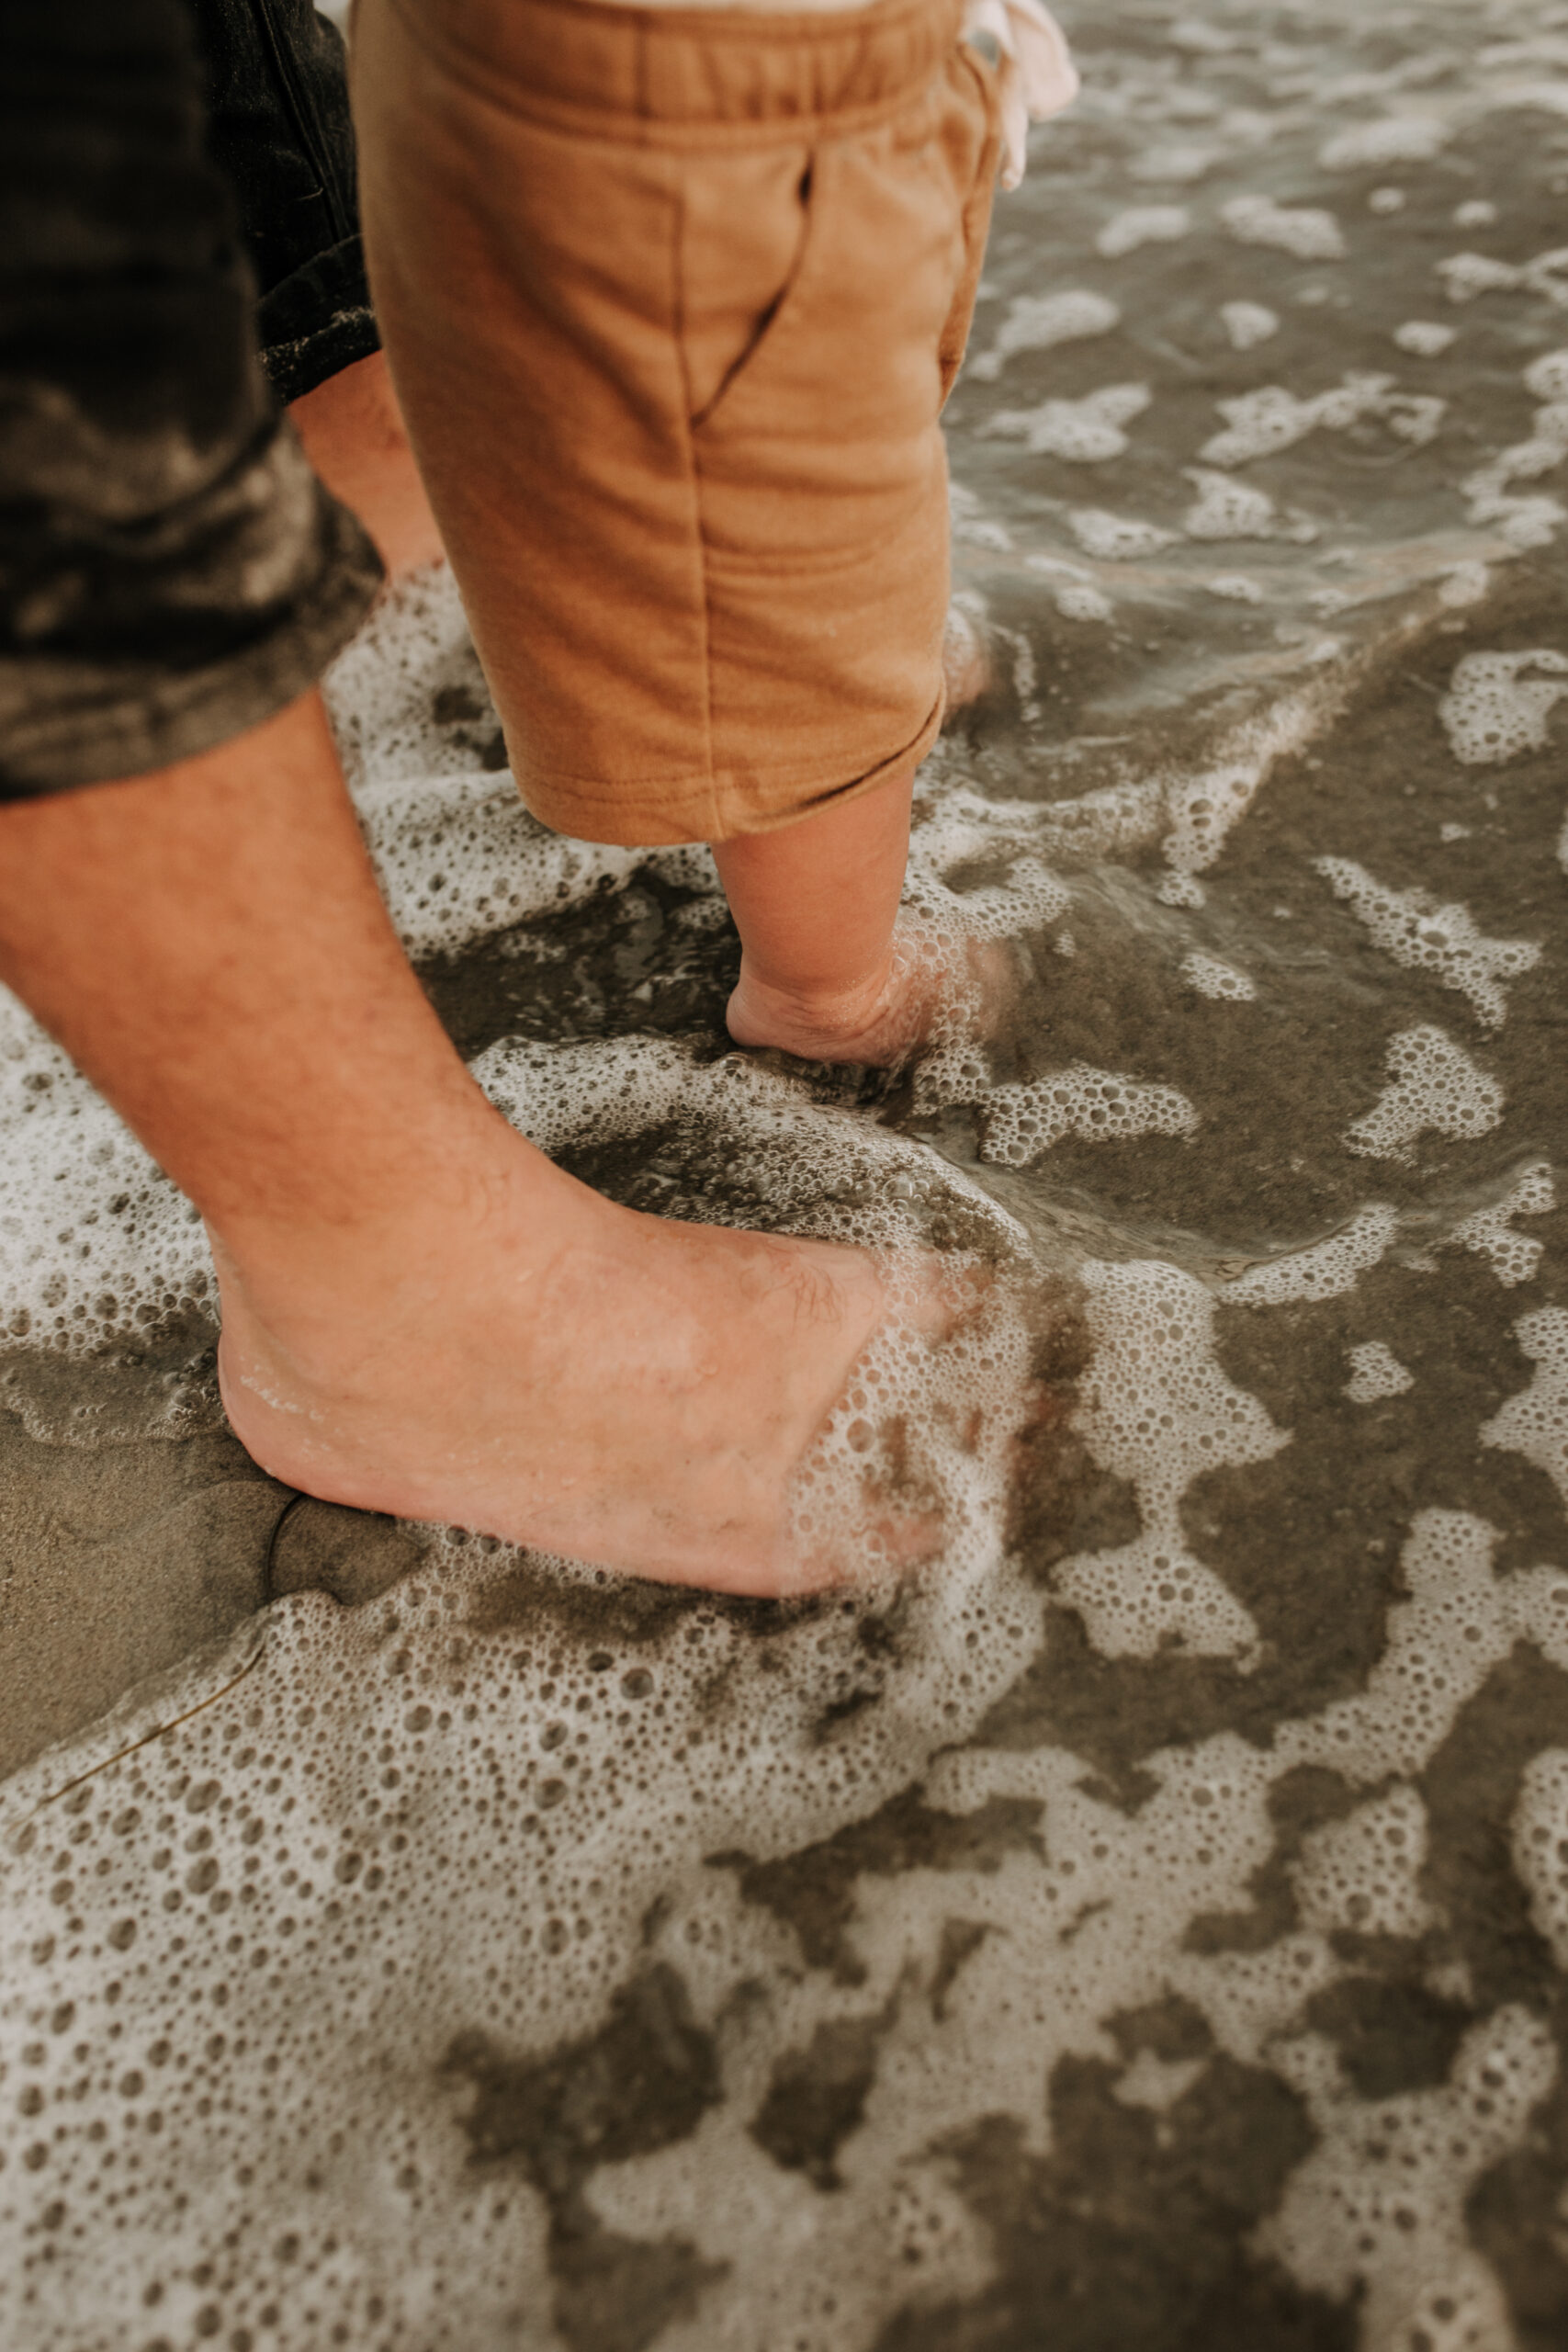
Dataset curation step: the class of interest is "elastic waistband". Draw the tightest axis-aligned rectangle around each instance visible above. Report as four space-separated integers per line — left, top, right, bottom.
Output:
388 0 971 145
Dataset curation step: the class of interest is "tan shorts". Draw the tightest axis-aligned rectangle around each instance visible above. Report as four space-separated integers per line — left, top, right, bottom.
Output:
352 0 999 845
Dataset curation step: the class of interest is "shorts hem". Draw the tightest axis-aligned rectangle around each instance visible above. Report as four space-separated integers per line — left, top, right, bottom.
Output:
0 502 383 800
260 236 382 406
515 692 944 846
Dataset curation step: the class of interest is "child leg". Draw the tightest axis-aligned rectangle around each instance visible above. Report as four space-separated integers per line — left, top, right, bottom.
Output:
716 768 917 1063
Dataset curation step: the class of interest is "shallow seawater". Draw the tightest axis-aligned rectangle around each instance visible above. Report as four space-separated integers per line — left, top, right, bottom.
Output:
5 3 1568 2345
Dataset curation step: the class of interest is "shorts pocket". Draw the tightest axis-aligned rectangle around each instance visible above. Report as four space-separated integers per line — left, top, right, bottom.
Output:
679 142 817 430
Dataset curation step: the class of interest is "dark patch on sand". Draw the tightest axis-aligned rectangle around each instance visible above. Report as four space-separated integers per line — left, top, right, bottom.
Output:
1302 1974 1474 2103
419 872 739 1068
1418 1648 1568 2011
874 2053 1348 2352
267 1498 430 1610
445 1963 726 2351
712 1784 1045 1983
750 1997 900 2189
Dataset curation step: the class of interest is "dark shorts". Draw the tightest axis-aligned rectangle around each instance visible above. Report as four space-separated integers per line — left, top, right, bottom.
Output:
195 0 380 406
0 0 381 801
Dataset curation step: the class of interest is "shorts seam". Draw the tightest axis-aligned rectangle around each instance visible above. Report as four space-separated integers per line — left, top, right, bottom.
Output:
670 162 720 823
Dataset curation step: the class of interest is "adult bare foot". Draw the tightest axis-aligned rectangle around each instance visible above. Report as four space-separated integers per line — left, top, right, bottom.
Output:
288 351 445 580
214 1130 952 1596
0 695 972 1605
726 922 1017 1069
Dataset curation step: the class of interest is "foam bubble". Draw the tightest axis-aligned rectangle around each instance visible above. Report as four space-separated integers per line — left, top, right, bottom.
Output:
1438 560 1490 607
1131 141 1218 183
1512 1748 1568 1970
1260 2007 1558 2352
1220 300 1280 350
1096 206 1190 258
0 1507 1055 2349
1459 361 1568 549
1220 195 1346 261
1274 1509 1568 1783
903 801 1071 951
1054 1261 1289 1663
1344 1340 1415 1403
1179 951 1256 999
1291 1782 1434 1936
1344 1025 1504 1160
979 382 1151 462
1438 648 1568 763
1224 1205 1399 1307
321 560 486 789
472 1034 1028 1266
902 775 1155 907
1320 116 1448 169
355 771 643 961
0 991 213 1396
1203 573 1265 603
1393 319 1458 356
1181 468 1278 539
1066 509 1177 560
965 290 1121 383
1200 375 1444 468
1449 1161 1555 1286
1523 348 1568 401
950 482 1015 553
979 1066 1198 1169
1438 246 1568 306
1437 251 1526 303
1481 1306 1568 1510
1160 682 1338 886
5 1485 1564 2351
1314 854 1541 1026
1055 583 1114 622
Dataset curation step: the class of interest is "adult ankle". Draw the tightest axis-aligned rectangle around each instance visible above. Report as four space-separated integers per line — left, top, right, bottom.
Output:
209 1122 579 1357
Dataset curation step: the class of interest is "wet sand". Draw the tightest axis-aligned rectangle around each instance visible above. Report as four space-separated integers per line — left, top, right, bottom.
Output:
5 3 1568 2346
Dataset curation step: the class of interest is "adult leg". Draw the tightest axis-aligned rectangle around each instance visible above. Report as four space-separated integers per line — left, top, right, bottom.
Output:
0 694 891 1594
193 0 442 577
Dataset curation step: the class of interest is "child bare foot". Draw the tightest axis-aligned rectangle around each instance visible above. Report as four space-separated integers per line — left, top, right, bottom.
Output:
713 760 1017 1069
215 1136 963 1597
726 918 1016 1069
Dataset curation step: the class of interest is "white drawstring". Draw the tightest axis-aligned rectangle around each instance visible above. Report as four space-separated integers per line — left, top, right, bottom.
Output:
964 0 1078 189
